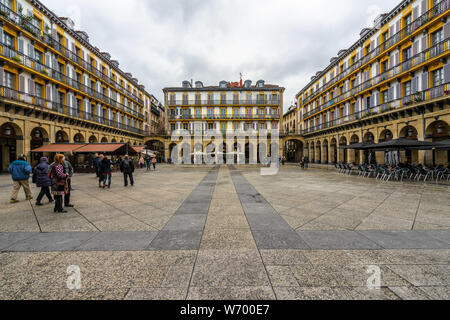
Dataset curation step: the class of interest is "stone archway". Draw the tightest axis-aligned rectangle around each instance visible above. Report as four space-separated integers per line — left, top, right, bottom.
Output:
30 127 49 166
399 125 419 164
425 120 450 166
322 140 329 164
101 137 109 143
350 134 360 164
330 138 337 164
0 122 22 171
74 133 85 143
339 136 348 163
89 135 98 144
55 130 69 143
316 141 321 164
285 139 303 163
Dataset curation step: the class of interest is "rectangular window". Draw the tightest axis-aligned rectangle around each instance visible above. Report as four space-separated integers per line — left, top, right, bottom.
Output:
382 90 388 103
5 71 15 89
432 68 444 86
220 94 226 104
404 81 411 96
195 94 201 105
35 83 43 97
403 47 411 61
432 29 443 46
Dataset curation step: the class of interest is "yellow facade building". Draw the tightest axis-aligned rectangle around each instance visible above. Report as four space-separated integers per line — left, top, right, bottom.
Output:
0 0 164 170
296 0 450 167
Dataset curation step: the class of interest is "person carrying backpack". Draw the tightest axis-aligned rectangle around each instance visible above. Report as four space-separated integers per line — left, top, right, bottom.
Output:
120 155 135 187
9 154 33 203
33 157 53 206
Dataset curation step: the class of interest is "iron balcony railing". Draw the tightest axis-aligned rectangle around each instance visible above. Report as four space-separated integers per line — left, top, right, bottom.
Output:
0 2 144 106
0 85 145 135
301 83 450 135
0 41 144 121
303 37 450 119
168 114 281 121
302 0 450 105
167 99 280 106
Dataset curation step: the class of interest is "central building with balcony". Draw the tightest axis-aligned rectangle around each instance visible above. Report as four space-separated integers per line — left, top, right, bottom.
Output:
163 79 284 135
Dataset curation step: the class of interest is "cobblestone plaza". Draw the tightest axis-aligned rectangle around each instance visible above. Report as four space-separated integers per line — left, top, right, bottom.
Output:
0 165 448 300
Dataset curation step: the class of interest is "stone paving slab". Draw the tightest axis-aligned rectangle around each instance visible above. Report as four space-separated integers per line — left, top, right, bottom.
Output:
147 230 203 251
0 232 39 251
252 230 310 250
297 231 382 250
4 232 97 252
358 230 450 249
75 232 159 251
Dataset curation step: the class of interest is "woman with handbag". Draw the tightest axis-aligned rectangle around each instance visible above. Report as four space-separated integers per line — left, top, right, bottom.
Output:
49 154 69 213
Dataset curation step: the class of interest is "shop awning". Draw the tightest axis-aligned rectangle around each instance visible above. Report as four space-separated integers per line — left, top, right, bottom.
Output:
131 146 146 154
31 144 87 153
74 144 127 153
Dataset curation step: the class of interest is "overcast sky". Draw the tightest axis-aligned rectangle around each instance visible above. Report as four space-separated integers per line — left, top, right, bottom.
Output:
42 0 396 113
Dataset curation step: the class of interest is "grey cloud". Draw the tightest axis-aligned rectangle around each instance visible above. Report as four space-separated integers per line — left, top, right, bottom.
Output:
42 0 395 112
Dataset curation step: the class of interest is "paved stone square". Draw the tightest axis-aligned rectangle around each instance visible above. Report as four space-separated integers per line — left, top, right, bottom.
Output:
0 165 449 300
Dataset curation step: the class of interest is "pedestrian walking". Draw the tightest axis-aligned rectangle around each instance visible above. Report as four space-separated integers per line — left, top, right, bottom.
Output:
139 157 145 169
9 154 33 203
120 155 135 187
63 158 74 207
304 156 309 169
32 157 53 206
101 156 113 189
93 153 101 178
145 155 151 171
152 157 157 171
97 154 104 188
49 154 68 213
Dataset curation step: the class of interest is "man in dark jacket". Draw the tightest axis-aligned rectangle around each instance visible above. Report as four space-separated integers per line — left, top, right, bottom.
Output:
93 153 101 178
33 157 53 206
63 158 74 207
120 155 135 187
8 154 33 203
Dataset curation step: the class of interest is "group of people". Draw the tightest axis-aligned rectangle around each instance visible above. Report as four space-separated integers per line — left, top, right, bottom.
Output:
300 156 309 169
138 155 158 171
8 154 74 213
92 153 135 188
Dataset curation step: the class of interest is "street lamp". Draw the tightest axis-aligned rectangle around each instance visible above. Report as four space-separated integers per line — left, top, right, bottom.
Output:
437 124 444 134
34 129 41 139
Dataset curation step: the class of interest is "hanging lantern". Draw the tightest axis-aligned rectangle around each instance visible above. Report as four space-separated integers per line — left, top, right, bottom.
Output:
407 127 414 137
34 129 41 139
437 124 444 134
4 126 12 136
74 135 80 142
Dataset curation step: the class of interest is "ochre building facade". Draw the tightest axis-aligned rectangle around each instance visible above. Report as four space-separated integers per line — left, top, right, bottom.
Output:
296 0 450 166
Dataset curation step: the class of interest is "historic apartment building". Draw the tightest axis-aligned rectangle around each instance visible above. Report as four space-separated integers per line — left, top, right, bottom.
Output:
283 105 298 134
0 0 163 171
164 79 284 135
296 0 450 166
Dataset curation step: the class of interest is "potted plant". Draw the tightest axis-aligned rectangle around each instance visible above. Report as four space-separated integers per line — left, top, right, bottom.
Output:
11 55 21 63
40 69 48 76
